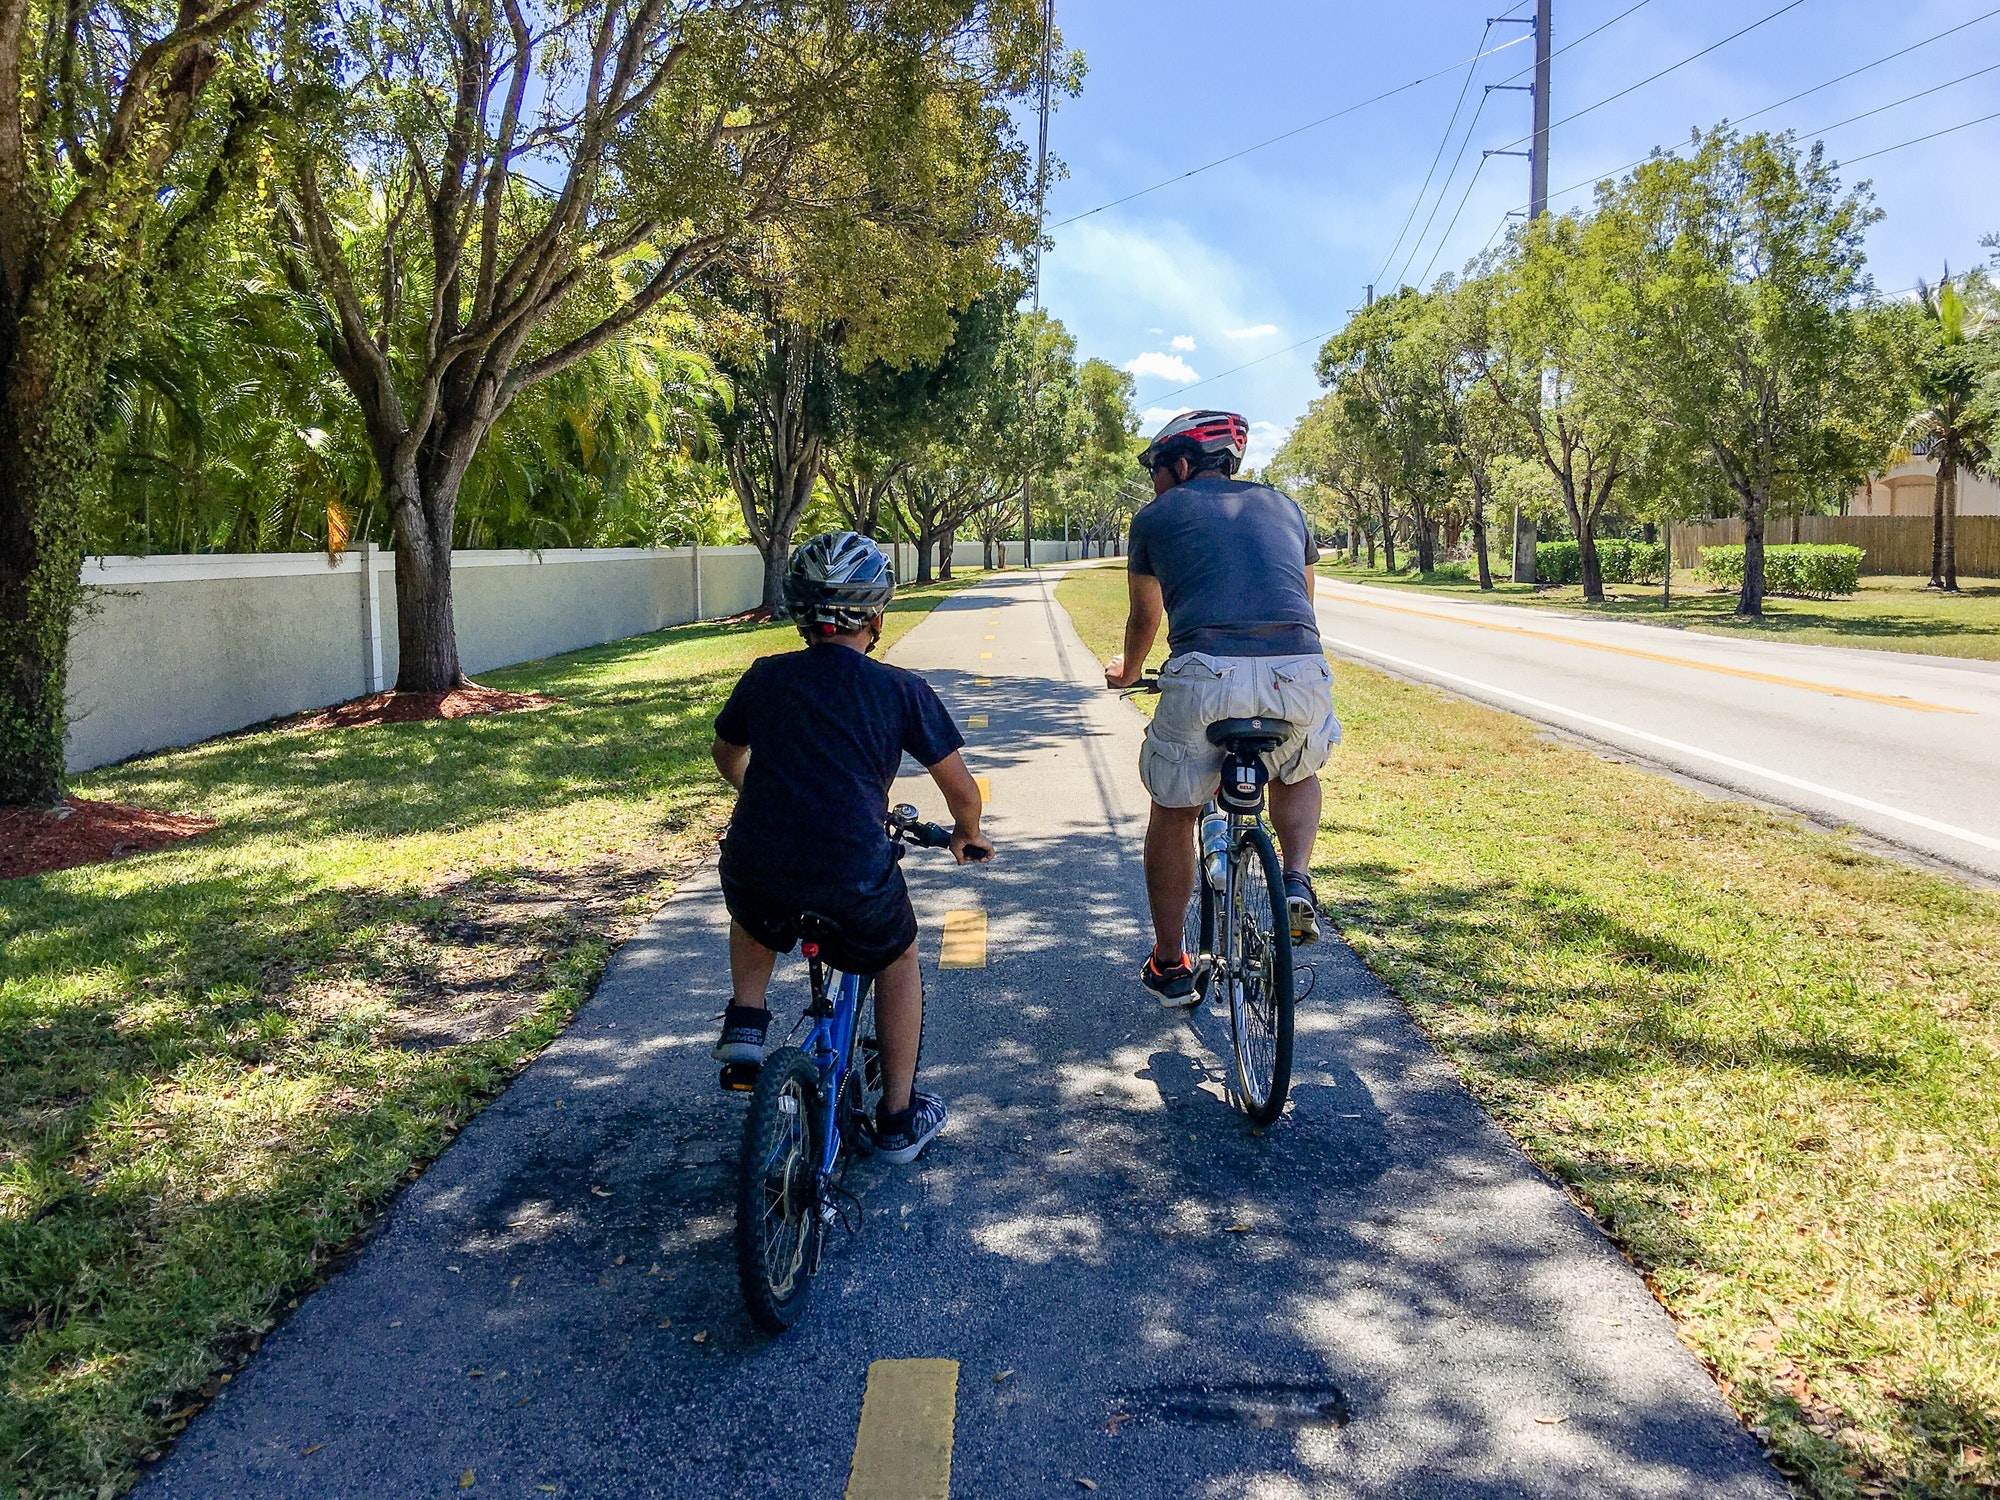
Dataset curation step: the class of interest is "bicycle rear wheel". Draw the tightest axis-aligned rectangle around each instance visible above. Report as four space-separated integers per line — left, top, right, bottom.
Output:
1225 824 1295 1124
1183 835 1217 1000
736 1047 823 1332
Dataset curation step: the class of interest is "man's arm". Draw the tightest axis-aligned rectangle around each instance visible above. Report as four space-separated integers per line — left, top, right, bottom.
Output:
927 751 996 865
711 737 749 791
1105 570 1164 688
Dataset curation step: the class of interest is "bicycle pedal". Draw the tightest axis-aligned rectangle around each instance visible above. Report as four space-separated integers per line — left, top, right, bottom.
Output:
719 1061 760 1093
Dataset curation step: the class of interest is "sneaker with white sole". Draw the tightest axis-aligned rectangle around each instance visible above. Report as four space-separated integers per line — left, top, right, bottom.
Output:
1285 874 1322 947
1142 950 1199 1008
872 1092 949 1165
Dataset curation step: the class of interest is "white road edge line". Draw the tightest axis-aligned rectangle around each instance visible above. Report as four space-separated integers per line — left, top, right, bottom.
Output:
1325 635 2000 856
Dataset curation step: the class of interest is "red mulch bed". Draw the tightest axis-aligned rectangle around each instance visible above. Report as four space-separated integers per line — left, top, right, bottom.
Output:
1 798 219 880
290 684 557 731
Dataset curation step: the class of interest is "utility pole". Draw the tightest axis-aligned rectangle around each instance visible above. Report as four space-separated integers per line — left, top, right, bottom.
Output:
1023 0 1053 569
1511 0 1551 584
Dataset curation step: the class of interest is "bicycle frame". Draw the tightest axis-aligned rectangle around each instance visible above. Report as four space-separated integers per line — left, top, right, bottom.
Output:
799 943 865 1184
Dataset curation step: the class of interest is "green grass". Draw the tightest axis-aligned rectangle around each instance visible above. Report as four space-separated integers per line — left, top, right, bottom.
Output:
0 574 980 1499
1318 561 2000 662
1061 563 2000 1500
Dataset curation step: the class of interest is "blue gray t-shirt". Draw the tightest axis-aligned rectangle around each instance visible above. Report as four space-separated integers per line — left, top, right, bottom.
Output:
1127 477 1322 658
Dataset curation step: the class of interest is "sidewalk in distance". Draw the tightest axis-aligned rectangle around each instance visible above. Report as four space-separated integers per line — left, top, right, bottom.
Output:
1063 562 2000 1499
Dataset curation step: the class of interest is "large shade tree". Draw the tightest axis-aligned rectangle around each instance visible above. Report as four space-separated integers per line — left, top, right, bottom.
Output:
0 0 267 804
275 0 1049 682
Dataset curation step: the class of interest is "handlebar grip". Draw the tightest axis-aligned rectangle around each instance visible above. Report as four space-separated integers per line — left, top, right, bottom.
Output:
916 821 953 849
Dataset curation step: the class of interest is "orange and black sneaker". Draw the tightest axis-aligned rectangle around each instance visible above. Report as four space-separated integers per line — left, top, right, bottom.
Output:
1142 950 1197 1008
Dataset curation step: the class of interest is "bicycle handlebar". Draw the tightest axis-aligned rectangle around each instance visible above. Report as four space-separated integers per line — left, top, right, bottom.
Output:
887 805 991 860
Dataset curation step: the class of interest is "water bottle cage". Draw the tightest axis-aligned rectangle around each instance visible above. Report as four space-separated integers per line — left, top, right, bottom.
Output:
1217 753 1269 813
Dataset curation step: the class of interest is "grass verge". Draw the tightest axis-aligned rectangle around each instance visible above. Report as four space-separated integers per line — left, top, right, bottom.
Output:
1317 562 2000 662
1061 562 2000 1500
0 572 982 1499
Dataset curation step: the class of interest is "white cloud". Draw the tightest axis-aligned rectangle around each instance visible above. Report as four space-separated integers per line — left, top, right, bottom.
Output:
1147 327 1165 336
1124 351 1198 383
1139 406 1186 431
1225 324 1280 340
1244 420 1285 471
1169 334 1196 352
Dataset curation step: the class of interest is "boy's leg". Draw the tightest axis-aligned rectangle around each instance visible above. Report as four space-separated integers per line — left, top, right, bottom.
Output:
728 921 780 1011
872 942 922 1116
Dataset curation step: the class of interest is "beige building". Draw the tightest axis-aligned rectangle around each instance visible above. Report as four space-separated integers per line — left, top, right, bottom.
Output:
1851 458 2000 517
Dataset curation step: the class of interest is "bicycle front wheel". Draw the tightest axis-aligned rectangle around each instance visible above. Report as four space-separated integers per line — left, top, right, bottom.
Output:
1224 824 1295 1124
736 1046 824 1333
1183 831 1217 1000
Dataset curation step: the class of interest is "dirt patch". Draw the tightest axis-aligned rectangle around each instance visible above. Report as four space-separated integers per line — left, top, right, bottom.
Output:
290 683 557 731
0 798 219 880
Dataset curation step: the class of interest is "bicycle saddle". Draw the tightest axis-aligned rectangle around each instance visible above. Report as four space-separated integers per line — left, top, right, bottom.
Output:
1206 717 1290 755
798 911 845 943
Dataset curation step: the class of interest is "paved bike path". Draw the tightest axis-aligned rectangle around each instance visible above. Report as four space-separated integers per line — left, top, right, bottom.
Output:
142 569 1785 1499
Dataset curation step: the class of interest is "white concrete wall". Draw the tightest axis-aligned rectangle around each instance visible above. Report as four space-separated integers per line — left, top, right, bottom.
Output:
66 545 769 772
65 541 1095 773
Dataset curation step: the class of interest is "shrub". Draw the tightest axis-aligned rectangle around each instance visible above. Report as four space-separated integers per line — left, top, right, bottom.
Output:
1426 560 1472 582
1698 544 1863 599
1533 539 1667 586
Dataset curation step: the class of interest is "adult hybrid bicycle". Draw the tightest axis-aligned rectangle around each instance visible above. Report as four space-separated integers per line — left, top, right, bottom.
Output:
1126 681 1298 1125
735 805 967 1333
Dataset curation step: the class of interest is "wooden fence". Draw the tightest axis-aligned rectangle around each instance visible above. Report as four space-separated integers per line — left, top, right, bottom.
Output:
1667 515 2000 578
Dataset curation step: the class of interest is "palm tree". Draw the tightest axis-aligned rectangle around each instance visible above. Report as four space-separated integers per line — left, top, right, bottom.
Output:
1899 273 1992 593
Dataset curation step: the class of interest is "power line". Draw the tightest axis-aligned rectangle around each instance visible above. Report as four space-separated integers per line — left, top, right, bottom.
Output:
1395 91 1495 288
1841 105 2000 166
1371 17 1505 289
1417 155 1494 287
1050 31 1532 228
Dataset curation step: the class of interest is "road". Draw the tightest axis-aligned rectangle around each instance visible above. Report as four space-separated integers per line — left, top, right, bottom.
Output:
141 570 1782 1500
1317 577 2000 884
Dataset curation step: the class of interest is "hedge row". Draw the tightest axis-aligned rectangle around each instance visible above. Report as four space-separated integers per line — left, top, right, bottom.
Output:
1698 544 1863 599
1533 539 1668 586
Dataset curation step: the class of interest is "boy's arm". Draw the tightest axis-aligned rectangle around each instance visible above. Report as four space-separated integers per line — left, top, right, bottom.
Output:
927 751 995 865
1105 570 1164 687
712 737 749 791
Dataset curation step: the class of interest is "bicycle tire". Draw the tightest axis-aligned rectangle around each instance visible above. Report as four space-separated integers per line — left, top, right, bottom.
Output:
1182 835 1217 1000
1225 824 1295 1124
840 978 880 1157
736 1047 823 1333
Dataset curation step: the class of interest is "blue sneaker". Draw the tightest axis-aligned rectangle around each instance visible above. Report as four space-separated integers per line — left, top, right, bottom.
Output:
872 1092 948 1165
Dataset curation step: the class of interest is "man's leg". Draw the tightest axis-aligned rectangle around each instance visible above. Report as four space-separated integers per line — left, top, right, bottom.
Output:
1144 802 1202 962
1268 773 1323 877
728 921 780 1010
872 942 923 1116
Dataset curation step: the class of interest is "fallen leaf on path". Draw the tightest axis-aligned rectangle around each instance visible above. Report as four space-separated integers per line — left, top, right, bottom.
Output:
468 1369 484 1378
301 1445 324 1456
459 1470 476 1489
1106 1412 1132 1434
693 1331 708 1344
614 1255 626 1266
1225 1224 1251 1233
992 1370 1015 1384
509 1278 521 1290
1533 1415 1568 1425
659 1319 672 1328
648 1264 659 1275
538 1487 557 1494
447 1266 462 1274
1076 1481 1097 1492
590 1187 612 1198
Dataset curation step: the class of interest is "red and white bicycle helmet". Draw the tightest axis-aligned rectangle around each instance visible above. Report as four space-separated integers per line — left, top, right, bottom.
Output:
1136 409 1250 475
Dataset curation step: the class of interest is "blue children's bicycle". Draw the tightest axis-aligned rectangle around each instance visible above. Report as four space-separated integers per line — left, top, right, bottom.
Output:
735 804 965 1332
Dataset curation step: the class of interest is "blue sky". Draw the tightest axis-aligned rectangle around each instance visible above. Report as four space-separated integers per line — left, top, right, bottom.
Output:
1035 0 2000 466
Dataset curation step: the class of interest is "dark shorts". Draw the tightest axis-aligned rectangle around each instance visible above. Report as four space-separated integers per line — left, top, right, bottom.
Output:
719 863 918 976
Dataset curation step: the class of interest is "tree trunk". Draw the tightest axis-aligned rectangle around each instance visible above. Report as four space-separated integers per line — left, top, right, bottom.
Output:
1512 506 1538 585
1365 526 1376 570
939 526 957 580
1737 484 1766 618
1471 477 1492 591
1414 515 1437 573
1379 492 1397 573
1943 461 1960 593
1929 464 1947 589
0 312 109 804
1577 514 1605 603
390 509 463 690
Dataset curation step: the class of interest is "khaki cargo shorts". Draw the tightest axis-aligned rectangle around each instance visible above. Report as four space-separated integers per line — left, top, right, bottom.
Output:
1139 651 1341 809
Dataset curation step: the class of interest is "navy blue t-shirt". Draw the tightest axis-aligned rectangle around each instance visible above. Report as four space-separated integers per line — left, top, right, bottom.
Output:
714 644 964 895
1128 476 1322 658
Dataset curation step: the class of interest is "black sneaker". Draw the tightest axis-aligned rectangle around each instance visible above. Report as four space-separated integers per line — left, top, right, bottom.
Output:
1285 874 1322 947
712 1005 768 1065
872 1092 949 1165
1142 950 1198 1008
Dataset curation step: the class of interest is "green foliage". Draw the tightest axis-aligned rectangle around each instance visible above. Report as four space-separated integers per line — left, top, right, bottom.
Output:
1533 539 1666 586
1699 544 1864 598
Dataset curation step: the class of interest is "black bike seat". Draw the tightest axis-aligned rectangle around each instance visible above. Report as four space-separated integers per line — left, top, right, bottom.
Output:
1206 717 1291 754
798 911 845 942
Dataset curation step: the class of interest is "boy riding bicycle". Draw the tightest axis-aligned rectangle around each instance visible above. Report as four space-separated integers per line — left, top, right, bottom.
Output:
708 531 992 1164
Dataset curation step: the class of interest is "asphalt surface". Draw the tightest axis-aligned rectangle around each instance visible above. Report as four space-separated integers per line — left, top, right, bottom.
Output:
1315 577 2000 884
141 570 1785 1499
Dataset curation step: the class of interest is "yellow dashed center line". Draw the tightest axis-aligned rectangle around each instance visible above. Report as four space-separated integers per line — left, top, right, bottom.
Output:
984 633 996 640
975 677 992 686
846 1359 959 1499
938 912 988 970
967 714 988 728
972 775 990 802
1316 584 1970 715
979 651 993 660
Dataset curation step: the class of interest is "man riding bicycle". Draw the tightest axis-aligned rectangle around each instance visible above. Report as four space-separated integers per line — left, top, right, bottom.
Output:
1103 410 1340 1005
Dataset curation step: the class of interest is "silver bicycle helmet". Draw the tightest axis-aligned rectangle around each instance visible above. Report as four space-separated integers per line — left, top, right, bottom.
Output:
784 530 896 633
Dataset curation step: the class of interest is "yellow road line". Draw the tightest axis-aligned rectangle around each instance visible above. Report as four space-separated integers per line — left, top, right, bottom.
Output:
967 714 988 728
973 775 990 801
939 912 987 970
984 633 996 640
979 652 993 660
846 1359 960 1500
975 677 992 686
1316 585 1969 715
